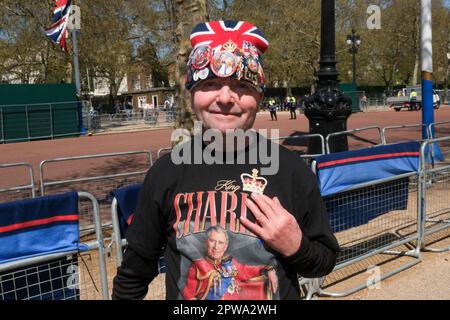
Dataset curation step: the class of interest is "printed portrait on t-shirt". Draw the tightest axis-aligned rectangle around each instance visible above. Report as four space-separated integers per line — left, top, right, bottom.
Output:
172 169 280 300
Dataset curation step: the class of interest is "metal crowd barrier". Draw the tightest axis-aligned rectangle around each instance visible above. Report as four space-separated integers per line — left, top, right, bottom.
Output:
83 106 176 134
157 147 172 159
325 126 383 154
110 186 166 300
428 120 450 140
419 137 450 252
0 162 36 202
269 134 325 166
1 101 83 144
382 123 428 145
0 192 109 300
307 142 422 298
311 172 422 298
39 151 153 232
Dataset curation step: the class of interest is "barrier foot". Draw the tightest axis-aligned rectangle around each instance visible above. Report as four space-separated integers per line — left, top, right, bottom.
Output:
426 218 450 224
303 278 322 300
382 248 420 258
316 258 421 298
422 246 450 253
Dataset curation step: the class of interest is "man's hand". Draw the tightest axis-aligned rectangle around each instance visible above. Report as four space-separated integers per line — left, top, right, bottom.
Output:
240 193 302 257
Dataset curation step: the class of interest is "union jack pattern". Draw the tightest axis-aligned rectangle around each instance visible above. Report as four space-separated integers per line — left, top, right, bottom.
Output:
190 20 269 54
45 0 72 53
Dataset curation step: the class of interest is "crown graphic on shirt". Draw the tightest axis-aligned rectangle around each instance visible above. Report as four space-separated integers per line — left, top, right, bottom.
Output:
240 169 268 195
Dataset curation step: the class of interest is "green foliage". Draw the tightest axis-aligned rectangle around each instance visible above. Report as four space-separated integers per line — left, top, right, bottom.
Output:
1 0 449 94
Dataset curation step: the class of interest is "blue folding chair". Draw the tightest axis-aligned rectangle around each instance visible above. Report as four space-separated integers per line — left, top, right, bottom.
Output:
0 192 109 300
111 184 165 273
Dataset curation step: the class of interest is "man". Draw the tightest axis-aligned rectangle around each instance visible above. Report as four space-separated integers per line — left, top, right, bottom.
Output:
268 97 277 121
410 89 418 111
183 226 277 300
289 96 297 119
112 20 338 300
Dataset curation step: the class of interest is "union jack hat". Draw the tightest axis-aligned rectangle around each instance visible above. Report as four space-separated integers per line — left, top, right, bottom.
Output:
185 20 269 91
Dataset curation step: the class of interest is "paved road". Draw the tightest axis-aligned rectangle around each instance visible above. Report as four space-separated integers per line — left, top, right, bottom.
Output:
2 107 449 187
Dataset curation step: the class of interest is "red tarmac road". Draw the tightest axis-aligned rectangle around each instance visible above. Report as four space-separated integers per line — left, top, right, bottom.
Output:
1 108 449 188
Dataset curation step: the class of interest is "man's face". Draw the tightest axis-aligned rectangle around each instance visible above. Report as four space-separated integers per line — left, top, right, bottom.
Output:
191 78 263 134
206 230 228 261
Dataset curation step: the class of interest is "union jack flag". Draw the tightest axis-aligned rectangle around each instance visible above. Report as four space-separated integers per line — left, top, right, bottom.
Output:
45 0 72 53
190 21 269 54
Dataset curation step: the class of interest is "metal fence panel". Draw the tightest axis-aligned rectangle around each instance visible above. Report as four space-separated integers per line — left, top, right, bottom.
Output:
0 101 81 144
270 134 325 166
0 162 36 202
382 123 428 145
40 151 153 231
325 126 383 154
312 173 421 298
86 106 176 134
420 137 450 252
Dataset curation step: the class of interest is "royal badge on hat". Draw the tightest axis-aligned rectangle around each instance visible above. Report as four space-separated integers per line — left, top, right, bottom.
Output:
211 50 238 78
191 45 211 70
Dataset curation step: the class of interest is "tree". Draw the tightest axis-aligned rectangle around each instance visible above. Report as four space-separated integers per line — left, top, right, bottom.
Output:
432 1 450 102
0 0 70 84
172 0 208 132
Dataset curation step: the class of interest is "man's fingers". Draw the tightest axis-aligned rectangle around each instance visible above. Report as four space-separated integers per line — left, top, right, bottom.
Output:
246 198 269 226
240 216 265 238
272 197 283 210
251 193 276 218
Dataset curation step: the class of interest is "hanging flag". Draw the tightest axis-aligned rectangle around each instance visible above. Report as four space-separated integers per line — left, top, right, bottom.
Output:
45 0 72 53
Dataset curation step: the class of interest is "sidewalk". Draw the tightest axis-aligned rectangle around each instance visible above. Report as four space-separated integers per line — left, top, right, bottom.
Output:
326 237 450 300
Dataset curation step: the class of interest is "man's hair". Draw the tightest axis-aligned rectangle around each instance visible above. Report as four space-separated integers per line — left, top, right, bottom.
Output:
206 225 228 242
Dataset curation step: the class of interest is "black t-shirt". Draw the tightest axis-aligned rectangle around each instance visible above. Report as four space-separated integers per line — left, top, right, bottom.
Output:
112 135 339 300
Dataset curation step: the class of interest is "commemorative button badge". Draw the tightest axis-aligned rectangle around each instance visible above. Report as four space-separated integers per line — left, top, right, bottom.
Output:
246 56 259 74
192 45 211 70
211 50 238 78
193 71 199 81
197 67 209 80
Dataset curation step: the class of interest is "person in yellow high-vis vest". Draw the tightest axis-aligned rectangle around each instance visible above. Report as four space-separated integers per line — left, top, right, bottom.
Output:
409 89 418 111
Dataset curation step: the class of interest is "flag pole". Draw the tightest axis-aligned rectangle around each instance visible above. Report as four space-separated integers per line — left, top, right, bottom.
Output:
421 0 443 161
72 29 81 98
68 1 85 134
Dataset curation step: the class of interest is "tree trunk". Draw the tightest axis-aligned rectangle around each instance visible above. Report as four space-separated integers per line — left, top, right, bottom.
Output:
445 64 449 103
173 0 208 133
412 56 420 86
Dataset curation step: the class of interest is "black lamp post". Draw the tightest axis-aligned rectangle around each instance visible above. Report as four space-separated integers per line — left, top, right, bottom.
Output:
347 29 361 86
304 0 352 154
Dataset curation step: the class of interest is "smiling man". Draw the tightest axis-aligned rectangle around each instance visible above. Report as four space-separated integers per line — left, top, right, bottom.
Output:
112 20 339 300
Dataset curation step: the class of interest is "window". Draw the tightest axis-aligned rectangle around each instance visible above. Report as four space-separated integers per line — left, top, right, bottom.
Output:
133 76 141 91
146 75 153 88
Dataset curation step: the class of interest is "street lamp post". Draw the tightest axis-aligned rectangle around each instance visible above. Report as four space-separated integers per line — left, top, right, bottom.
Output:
347 29 361 86
304 0 352 154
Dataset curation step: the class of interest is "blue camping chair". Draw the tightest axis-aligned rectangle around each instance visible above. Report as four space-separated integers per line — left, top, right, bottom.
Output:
110 184 165 273
0 192 109 300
